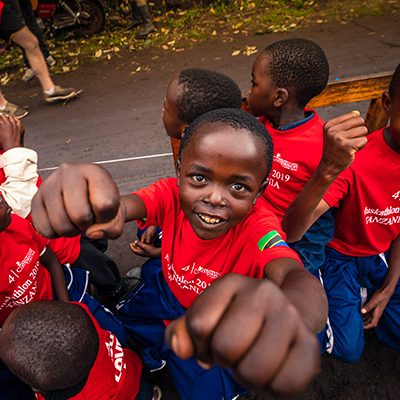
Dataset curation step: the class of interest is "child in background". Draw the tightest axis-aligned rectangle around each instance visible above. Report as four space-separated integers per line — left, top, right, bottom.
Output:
0 301 161 400
31 108 335 399
248 38 333 273
131 68 242 259
282 64 400 362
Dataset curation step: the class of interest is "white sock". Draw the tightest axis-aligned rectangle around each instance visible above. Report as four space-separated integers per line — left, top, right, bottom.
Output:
44 86 56 95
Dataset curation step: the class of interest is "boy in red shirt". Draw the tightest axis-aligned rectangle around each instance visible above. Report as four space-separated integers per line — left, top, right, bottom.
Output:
31 108 336 399
132 68 242 258
0 301 161 400
247 38 333 273
282 65 400 362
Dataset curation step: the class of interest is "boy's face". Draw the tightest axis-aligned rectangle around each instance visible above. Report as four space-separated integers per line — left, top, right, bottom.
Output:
248 53 278 118
162 78 187 139
177 125 267 240
0 194 12 232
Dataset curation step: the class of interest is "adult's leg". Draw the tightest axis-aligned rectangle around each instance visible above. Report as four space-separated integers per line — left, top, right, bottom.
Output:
321 247 365 363
11 26 53 91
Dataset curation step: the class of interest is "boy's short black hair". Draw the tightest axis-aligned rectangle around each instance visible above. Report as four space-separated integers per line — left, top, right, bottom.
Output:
264 38 329 107
0 301 99 392
176 68 242 124
179 108 273 178
389 63 400 98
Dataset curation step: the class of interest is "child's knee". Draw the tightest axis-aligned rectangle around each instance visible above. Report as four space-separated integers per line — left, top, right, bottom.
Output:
331 335 364 363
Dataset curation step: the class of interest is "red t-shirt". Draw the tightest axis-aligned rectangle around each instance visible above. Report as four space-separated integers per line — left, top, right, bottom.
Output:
135 178 301 308
36 303 142 400
260 111 325 220
0 214 53 326
323 128 400 256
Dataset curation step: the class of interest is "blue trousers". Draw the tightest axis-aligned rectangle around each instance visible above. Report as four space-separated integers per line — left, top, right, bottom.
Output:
117 259 246 400
290 209 335 275
320 247 400 363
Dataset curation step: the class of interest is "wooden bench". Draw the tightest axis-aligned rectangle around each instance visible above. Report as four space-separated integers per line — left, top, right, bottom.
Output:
170 71 392 162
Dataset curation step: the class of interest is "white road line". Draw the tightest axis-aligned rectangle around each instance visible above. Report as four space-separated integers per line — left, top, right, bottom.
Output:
38 152 174 172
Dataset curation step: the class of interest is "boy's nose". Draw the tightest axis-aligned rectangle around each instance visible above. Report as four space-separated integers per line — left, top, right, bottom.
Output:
204 188 226 207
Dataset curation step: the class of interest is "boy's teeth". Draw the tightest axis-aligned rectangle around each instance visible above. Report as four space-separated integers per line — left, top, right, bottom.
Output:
198 213 221 224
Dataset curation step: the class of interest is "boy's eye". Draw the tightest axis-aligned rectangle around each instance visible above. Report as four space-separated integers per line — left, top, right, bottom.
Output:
230 183 246 192
192 175 206 183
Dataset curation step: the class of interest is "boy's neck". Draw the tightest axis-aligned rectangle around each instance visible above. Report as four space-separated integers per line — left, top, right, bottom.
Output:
270 105 306 129
383 127 400 154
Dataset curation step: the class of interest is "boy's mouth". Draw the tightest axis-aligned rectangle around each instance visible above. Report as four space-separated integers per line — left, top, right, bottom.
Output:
196 212 225 225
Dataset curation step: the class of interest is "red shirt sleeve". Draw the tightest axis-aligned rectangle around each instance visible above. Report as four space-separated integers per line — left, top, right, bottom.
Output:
133 178 177 228
323 167 354 208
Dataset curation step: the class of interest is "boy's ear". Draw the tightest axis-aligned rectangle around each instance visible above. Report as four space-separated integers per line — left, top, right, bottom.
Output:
273 88 289 108
175 158 181 181
382 91 391 116
254 178 269 203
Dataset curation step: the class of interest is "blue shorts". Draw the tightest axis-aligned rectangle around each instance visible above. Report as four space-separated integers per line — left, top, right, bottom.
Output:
117 259 246 400
319 247 400 363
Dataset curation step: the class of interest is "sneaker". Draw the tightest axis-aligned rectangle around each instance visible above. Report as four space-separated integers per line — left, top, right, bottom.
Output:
136 22 155 39
0 102 29 118
46 55 56 67
22 68 36 82
44 86 82 103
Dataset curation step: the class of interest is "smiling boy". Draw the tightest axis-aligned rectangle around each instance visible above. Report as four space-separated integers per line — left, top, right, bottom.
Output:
31 108 334 399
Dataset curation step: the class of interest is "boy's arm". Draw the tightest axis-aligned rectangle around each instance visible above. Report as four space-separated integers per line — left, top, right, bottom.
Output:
40 247 69 302
31 163 147 240
166 271 323 396
362 235 400 329
282 111 368 242
264 258 328 333
0 115 39 218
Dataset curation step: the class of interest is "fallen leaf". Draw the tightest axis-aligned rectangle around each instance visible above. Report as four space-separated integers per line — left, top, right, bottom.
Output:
95 49 102 58
231 50 241 56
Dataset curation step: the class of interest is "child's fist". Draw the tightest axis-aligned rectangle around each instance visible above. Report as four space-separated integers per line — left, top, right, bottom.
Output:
32 163 123 239
321 111 368 177
165 273 320 396
0 115 25 150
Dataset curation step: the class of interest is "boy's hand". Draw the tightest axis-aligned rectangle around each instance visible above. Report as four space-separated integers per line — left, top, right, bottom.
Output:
320 111 368 178
129 240 162 258
31 163 124 239
165 274 320 396
0 115 25 150
361 288 393 329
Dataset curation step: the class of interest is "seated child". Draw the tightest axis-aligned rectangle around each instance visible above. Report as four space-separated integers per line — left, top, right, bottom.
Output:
0 116 132 300
282 64 400 362
0 301 161 400
247 38 334 273
31 108 333 399
132 68 242 259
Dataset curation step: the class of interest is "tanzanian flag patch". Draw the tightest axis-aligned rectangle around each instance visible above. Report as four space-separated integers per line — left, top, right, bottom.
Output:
258 230 288 251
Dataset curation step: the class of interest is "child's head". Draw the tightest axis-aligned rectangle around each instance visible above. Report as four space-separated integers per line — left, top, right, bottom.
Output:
383 63 400 149
0 301 99 393
248 38 329 118
0 193 12 233
177 108 273 240
162 68 242 138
